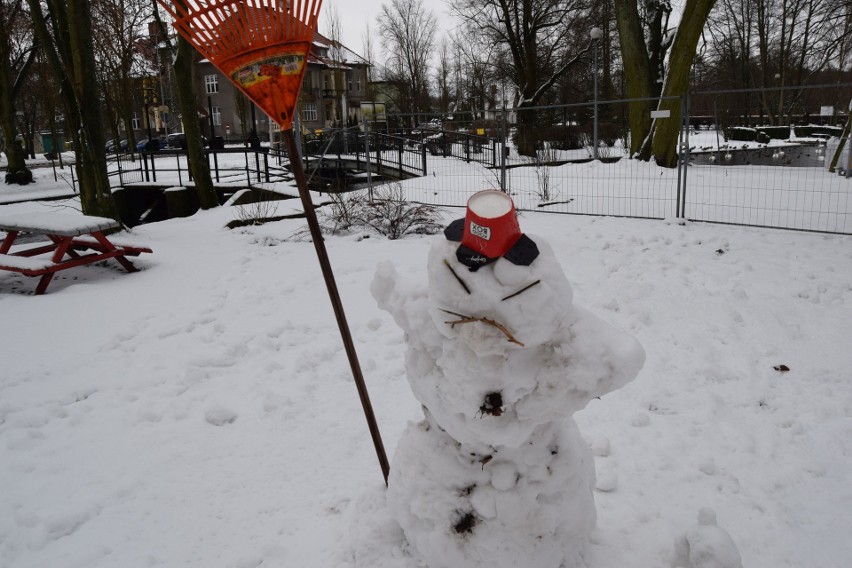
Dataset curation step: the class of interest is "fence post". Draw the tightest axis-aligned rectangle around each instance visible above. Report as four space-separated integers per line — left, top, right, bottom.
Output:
675 95 684 219
244 152 251 187
376 135 383 176
398 137 404 178
680 93 691 219
421 142 427 175
116 155 123 186
364 119 373 201
500 111 507 192
264 152 270 183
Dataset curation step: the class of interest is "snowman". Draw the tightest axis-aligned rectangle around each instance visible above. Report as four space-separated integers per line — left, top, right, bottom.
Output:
371 190 645 568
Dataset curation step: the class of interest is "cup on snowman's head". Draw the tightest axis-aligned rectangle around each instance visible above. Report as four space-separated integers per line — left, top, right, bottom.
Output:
444 190 539 271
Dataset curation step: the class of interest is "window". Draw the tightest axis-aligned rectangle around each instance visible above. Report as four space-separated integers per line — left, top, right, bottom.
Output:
205 74 219 94
348 75 353 92
356 79 361 92
131 113 141 130
211 106 221 126
302 102 317 122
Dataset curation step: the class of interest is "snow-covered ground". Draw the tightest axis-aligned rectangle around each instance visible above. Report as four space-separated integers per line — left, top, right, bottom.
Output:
1 154 851 568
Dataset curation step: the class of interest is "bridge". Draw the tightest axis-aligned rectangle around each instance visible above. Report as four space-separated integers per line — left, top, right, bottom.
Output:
300 129 500 185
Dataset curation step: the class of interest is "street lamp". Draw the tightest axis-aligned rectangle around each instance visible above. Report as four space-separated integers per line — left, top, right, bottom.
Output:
590 27 603 160
143 87 157 151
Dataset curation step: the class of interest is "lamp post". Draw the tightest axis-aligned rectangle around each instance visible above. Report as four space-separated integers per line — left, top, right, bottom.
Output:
590 27 603 160
143 87 157 151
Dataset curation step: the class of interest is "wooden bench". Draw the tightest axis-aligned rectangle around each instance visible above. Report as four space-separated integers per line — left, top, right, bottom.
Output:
0 253 56 275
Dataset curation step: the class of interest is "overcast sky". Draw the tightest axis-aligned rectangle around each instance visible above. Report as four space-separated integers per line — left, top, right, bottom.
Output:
325 0 455 58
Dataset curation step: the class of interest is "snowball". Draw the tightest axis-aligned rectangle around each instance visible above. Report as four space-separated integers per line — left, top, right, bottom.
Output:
672 508 743 568
589 435 611 457
204 405 237 426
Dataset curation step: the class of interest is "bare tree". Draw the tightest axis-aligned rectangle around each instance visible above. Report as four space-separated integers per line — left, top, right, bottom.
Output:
448 30 500 116
361 23 376 100
449 0 596 156
377 0 437 117
0 0 37 182
703 0 852 129
151 1 218 210
615 0 716 167
435 39 452 114
91 0 153 150
28 0 120 218
324 3 346 126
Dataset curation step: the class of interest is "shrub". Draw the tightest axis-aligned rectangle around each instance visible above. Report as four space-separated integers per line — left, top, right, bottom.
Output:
357 183 444 240
540 124 585 151
756 126 790 140
310 183 444 240
4 168 33 185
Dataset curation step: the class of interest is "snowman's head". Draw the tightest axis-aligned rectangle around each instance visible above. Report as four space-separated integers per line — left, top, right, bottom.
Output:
428 201 574 352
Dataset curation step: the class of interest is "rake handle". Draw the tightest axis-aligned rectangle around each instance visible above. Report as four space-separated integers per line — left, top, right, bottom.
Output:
283 129 390 486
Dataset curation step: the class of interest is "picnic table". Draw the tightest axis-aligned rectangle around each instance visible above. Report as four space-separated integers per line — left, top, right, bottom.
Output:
0 211 152 294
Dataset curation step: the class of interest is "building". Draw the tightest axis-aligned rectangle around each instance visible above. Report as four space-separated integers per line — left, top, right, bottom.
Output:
194 32 371 143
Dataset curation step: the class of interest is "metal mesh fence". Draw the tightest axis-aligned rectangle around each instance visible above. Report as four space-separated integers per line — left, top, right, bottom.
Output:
685 85 852 234
332 85 852 235
373 102 682 220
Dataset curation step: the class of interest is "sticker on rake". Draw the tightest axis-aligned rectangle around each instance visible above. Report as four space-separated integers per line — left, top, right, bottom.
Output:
232 55 305 88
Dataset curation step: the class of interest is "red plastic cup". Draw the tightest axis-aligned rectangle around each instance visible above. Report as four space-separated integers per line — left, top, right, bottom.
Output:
460 190 522 259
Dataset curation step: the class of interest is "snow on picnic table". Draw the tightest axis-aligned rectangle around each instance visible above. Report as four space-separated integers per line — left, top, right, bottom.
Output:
0 162 851 568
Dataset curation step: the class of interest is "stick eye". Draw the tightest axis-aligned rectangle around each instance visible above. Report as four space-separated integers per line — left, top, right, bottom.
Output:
443 259 471 294
501 280 540 302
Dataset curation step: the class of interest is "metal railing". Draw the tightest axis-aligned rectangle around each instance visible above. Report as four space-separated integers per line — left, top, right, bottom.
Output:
112 147 289 188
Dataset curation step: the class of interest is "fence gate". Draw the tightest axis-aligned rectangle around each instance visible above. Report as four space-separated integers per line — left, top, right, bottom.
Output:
115 154 143 186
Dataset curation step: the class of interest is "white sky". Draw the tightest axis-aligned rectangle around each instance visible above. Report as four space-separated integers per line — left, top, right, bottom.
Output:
324 0 455 58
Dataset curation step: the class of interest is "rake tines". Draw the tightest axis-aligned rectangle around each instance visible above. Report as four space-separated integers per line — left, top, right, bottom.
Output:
157 0 324 130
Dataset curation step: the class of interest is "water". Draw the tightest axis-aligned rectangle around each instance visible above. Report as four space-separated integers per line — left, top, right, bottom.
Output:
689 143 827 167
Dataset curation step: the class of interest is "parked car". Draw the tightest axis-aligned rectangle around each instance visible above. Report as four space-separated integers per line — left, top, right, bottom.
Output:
164 132 208 149
412 118 442 134
105 139 129 154
136 137 164 152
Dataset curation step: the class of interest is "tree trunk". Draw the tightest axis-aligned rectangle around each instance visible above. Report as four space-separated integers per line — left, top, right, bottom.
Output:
68 0 120 218
648 0 716 168
515 105 539 157
0 3 30 180
613 0 654 157
0 88 27 177
174 34 218 210
828 112 852 173
27 0 119 217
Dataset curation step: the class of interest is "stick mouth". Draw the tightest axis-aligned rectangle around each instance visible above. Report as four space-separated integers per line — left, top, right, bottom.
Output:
440 309 524 347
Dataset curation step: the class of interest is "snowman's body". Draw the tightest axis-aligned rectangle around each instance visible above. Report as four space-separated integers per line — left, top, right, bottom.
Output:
372 233 644 568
